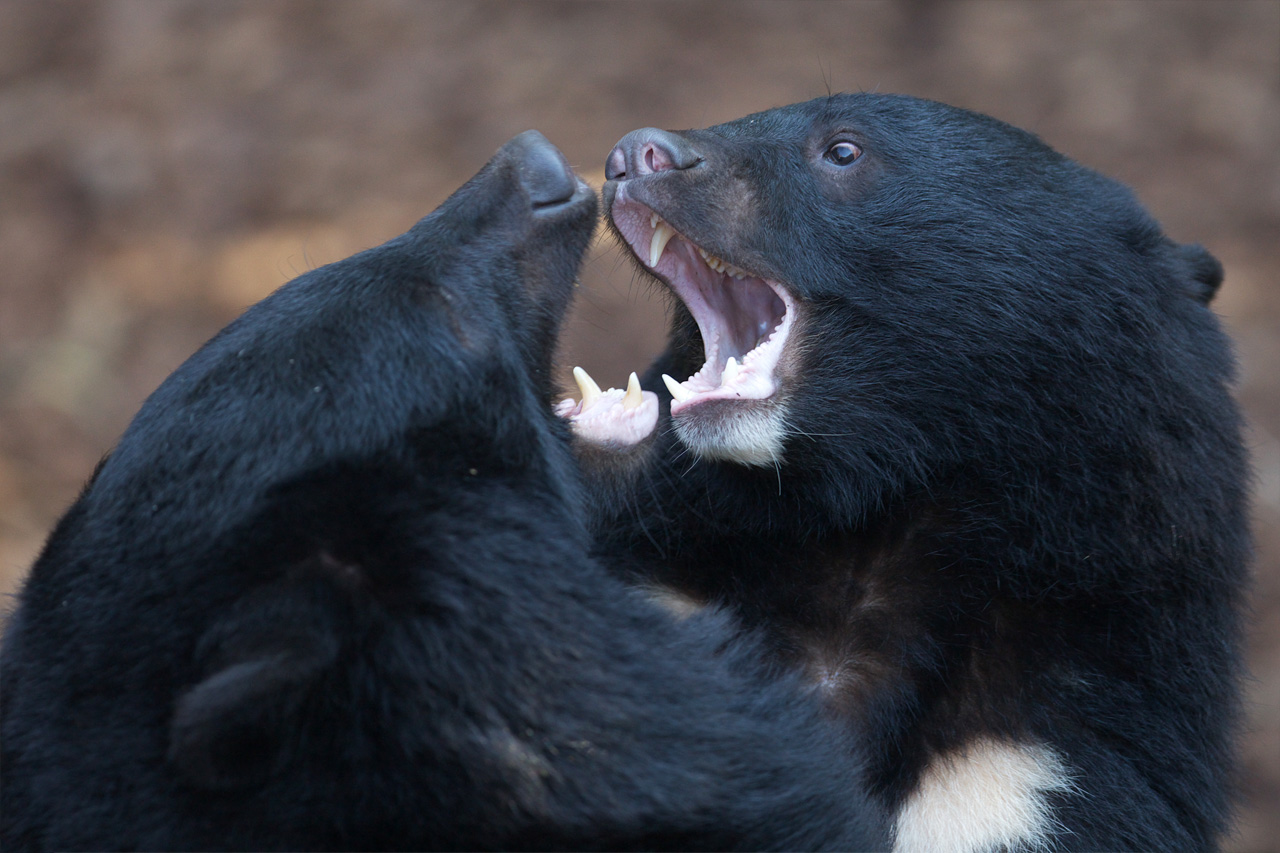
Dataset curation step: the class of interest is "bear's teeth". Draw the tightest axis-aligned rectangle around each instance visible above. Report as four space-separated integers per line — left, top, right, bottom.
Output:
721 356 740 385
623 372 644 410
649 221 675 268
662 373 693 402
697 247 747 278
573 365 602 410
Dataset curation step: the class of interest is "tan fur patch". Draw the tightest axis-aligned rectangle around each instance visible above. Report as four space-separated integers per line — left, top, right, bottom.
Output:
893 738 1073 853
642 585 705 620
673 403 787 467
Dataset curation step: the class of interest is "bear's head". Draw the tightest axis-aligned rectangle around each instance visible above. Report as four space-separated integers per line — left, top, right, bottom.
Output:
586 94 1238 543
2 132 603 847
152 131 600 796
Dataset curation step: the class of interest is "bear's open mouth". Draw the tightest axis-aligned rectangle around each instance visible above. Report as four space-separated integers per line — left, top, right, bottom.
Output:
609 198 795 415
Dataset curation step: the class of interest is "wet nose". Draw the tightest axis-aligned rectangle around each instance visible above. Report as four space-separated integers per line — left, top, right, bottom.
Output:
605 128 702 180
509 130 578 208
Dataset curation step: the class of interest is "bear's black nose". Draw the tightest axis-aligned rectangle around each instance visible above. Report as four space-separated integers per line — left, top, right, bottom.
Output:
606 128 702 181
510 129 578 209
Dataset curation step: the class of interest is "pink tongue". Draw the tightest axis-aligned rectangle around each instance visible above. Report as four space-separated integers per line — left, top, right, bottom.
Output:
679 248 783 367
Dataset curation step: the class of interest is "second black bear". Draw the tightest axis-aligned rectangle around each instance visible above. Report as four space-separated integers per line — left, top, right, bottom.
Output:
563 95 1250 851
0 132 884 850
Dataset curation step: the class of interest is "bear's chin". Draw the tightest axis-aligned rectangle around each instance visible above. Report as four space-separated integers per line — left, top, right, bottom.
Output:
672 396 788 467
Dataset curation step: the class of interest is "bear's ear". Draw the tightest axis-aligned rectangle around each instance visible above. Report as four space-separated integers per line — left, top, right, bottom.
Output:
168 577 344 790
1173 243 1224 305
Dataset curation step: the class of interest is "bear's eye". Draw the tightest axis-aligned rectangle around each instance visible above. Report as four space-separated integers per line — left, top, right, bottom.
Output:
824 141 862 167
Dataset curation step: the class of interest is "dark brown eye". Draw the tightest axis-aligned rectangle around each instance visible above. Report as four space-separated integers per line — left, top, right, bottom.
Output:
824 141 862 166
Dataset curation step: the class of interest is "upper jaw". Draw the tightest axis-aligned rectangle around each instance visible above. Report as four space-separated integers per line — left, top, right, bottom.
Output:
607 184 796 416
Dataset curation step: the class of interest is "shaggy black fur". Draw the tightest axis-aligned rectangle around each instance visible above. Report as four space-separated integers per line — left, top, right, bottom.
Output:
0 132 885 851
588 94 1249 850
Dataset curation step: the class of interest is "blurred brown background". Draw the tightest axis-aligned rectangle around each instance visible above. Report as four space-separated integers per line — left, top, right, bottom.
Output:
0 0 1276 847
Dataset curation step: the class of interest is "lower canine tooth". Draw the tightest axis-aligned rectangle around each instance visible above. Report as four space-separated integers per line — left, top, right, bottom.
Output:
721 356 740 385
662 374 693 403
623 372 643 410
649 222 674 268
573 366 602 409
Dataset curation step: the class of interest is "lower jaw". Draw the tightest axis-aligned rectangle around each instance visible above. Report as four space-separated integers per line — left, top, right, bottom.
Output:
671 397 788 466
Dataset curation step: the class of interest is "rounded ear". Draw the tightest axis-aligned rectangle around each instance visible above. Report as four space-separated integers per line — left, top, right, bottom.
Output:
168 649 332 789
1173 243 1224 305
168 578 343 790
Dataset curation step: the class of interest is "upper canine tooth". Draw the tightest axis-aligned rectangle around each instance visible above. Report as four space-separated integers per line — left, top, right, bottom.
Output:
649 221 674 268
721 356 740 385
573 366 602 410
662 373 693 403
623 372 643 410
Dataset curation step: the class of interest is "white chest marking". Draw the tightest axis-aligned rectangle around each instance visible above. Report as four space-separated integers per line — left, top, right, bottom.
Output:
893 738 1074 853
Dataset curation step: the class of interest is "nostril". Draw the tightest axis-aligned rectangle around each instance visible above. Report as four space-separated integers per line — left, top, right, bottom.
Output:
607 128 701 181
642 142 677 175
605 146 627 181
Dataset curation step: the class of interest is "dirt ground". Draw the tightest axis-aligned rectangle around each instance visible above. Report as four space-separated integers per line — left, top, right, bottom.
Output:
1 0 1276 846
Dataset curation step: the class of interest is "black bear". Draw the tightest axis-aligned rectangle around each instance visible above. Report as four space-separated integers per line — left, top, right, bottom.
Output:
0 131 885 851
561 95 1249 851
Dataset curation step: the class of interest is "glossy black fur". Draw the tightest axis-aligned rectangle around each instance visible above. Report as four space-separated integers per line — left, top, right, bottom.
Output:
594 95 1249 850
0 133 885 851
